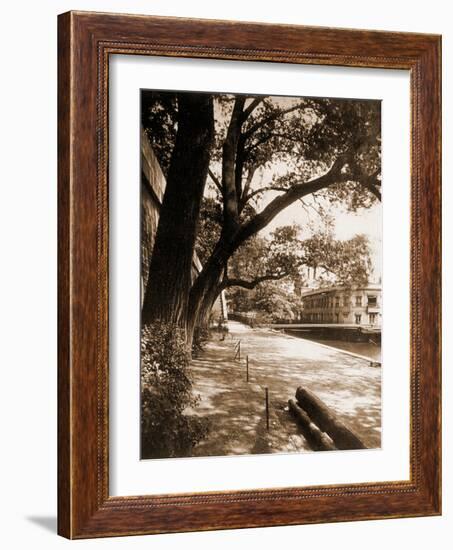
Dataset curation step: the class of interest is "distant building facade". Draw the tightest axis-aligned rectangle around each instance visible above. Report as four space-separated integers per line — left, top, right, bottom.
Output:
300 284 381 326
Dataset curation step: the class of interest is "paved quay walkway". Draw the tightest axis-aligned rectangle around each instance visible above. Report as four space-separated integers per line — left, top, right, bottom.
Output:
188 321 381 457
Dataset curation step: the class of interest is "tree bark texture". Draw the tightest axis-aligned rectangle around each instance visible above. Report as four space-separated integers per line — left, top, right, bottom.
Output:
142 93 214 328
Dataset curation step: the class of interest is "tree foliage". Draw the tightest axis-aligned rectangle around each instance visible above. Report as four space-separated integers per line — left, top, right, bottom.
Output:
225 224 373 320
141 90 381 341
142 92 381 233
224 225 302 288
195 197 222 266
301 229 372 286
141 322 209 458
141 91 178 176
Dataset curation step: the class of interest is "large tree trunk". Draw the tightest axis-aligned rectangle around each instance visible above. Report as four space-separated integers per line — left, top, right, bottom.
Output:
195 279 224 329
142 93 214 329
195 292 220 332
186 252 225 345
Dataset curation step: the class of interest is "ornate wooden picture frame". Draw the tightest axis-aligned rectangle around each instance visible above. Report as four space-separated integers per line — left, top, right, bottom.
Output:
58 11 441 539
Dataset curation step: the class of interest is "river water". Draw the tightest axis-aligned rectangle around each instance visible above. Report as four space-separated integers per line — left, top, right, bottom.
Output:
283 330 382 362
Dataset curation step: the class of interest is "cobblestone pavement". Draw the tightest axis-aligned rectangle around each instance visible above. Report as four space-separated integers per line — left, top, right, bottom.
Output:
188 321 381 457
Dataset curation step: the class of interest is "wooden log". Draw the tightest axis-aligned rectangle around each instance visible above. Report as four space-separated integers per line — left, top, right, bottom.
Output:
295 387 367 450
288 399 336 451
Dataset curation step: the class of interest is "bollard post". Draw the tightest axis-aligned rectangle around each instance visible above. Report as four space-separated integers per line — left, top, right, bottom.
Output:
233 340 241 361
265 387 270 430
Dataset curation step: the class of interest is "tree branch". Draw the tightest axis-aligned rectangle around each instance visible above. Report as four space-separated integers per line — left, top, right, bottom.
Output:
243 102 309 140
221 271 289 290
358 169 381 200
222 97 246 231
318 263 336 275
242 185 288 204
240 165 256 202
238 165 259 212
208 168 222 193
234 133 246 203
245 131 305 154
241 97 264 122
233 153 351 248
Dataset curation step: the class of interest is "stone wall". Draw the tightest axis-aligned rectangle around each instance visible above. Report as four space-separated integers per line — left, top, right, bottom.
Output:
141 130 166 299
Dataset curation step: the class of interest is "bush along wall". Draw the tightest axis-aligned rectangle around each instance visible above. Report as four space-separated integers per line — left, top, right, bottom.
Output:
141 322 209 458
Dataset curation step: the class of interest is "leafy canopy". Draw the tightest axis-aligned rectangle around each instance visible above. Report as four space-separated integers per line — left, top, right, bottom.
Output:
142 91 381 226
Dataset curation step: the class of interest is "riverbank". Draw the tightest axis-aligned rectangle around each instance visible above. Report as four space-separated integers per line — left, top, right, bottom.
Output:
187 321 381 457
283 331 382 362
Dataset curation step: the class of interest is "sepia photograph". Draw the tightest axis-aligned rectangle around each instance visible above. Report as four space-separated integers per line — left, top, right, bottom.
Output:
140 90 382 460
